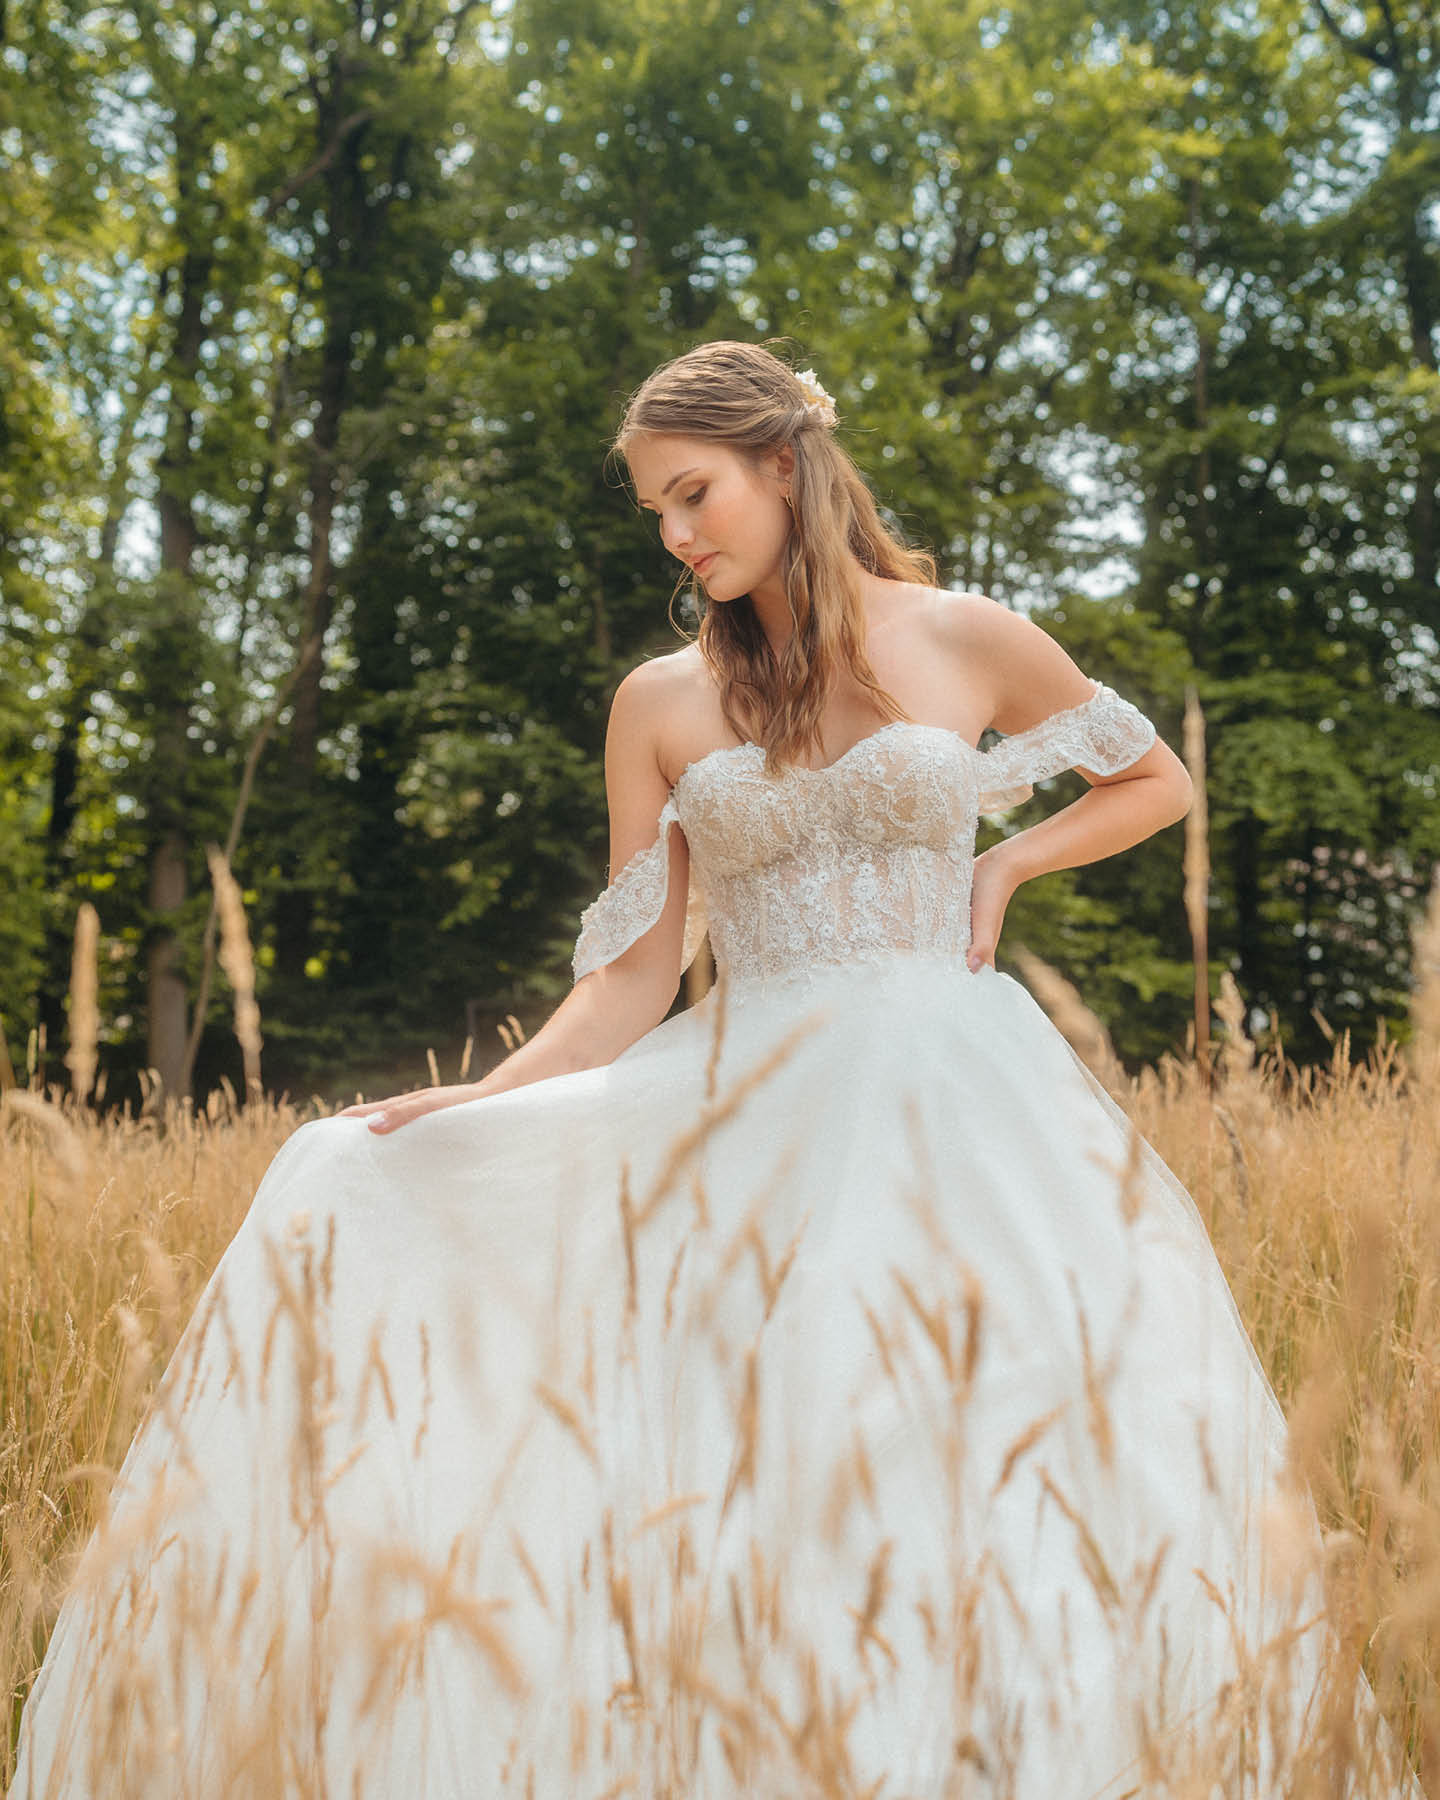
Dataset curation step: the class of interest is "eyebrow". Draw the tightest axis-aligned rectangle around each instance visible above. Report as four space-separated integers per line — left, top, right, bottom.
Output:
636 466 700 507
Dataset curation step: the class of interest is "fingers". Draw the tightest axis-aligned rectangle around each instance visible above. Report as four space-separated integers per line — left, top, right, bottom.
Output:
362 1096 427 1135
339 1085 479 1135
968 882 1008 973
336 1092 423 1131
967 911 1002 972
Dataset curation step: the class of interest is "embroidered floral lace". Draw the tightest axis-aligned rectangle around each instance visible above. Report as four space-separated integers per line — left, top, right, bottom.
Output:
572 681 1157 990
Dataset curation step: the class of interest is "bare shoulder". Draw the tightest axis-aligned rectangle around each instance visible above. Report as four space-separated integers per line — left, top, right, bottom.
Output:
915 588 1030 656
914 589 1097 734
607 643 720 781
884 587 1027 675
610 643 706 722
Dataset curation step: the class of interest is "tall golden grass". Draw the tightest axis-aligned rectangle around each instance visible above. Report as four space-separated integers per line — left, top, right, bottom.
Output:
1 873 1437 1793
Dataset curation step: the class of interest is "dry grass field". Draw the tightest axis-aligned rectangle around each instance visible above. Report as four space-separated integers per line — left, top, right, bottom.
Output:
1 880 1437 1794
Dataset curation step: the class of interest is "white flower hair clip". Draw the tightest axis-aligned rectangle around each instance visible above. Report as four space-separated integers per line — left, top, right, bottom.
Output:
794 368 838 428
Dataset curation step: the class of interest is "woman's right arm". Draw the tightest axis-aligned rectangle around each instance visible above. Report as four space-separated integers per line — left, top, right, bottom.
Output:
342 664 690 1134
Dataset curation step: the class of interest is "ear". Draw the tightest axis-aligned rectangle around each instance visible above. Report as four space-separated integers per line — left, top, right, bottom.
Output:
773 443 796 492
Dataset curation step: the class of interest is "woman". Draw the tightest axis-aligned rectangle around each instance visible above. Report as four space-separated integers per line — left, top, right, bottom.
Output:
9 342 1413 1797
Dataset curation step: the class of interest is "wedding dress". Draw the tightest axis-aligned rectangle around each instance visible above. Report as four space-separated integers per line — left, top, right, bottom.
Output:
9 681 1415 1798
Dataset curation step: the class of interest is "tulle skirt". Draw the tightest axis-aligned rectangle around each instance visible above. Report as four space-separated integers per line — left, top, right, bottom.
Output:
8 957 1409 1797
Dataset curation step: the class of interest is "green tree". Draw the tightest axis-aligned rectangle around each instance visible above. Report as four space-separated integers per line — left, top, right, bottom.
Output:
1074 0 1440 1057
4 0 1435 1096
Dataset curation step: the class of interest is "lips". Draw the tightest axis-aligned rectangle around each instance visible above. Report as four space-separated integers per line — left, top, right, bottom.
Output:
691 553 718 576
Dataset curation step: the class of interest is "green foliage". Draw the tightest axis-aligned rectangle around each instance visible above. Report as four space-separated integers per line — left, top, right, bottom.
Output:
1 0 1436 1096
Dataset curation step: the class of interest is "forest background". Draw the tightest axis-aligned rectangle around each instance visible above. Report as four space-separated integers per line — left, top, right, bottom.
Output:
1 0 1438 1107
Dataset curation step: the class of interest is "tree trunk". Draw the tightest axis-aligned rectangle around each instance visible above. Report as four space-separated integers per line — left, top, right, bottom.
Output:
145 162 212 1099
270 303 350 991
271 99 367 993
37 410 143 1071
37 690 85 1062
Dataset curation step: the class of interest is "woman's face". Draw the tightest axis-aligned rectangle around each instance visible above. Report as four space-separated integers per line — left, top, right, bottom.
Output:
626 432 792 605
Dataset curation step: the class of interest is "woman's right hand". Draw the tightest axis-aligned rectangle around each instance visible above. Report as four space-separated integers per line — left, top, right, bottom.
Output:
338 1083 485 1135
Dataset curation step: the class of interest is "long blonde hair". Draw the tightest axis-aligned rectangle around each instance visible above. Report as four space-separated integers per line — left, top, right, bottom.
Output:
613 341 936 771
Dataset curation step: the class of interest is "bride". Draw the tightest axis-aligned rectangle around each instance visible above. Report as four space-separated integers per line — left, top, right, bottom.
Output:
9 342 1417 1797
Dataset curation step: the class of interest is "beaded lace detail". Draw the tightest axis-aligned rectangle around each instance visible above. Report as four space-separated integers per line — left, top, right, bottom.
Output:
572 797 711 983
572 681 1156 987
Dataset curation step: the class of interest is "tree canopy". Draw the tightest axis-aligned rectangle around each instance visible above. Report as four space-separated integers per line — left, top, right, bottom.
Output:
2 0 1436 1102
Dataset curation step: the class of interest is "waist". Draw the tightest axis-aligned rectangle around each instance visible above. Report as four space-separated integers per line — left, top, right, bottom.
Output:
699 869 975 1000
703 947 978 1011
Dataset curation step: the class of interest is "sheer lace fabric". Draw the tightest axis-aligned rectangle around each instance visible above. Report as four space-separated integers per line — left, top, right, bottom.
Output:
572 680 1156 988
573 796 711 982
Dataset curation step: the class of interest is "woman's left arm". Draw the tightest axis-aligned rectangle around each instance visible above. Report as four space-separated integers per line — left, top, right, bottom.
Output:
956 597 1193 970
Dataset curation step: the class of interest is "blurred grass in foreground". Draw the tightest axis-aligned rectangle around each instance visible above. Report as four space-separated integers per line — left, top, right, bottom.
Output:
0 873 1436 1792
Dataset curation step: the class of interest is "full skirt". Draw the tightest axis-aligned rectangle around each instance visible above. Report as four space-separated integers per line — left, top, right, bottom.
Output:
7 959 1406 1797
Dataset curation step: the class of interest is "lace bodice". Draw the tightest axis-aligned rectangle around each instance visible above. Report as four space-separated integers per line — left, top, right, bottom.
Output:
572 681 1157 991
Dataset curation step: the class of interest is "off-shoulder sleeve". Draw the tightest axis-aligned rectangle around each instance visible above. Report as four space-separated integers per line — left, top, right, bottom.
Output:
976 680 1157 814
572 796 709 982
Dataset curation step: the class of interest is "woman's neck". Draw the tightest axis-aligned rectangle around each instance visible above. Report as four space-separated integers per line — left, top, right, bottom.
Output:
747 555 876 653
746 570 791 652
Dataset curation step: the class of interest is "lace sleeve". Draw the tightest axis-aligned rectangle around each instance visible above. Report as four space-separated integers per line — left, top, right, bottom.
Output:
572 797 709 982
976 681 1157 814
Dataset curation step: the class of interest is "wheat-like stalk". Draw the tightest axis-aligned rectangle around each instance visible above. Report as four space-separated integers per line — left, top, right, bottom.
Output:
63 903 100 1105
205 844 263 1099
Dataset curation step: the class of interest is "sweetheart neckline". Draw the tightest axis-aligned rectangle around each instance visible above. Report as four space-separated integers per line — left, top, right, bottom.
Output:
670 720 978 794
668 681 1107 795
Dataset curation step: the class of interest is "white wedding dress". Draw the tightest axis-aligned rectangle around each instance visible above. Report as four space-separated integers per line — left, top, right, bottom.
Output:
9 682 1415 1798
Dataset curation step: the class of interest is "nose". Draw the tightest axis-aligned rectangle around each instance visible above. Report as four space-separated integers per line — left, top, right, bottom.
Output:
662 509 693 554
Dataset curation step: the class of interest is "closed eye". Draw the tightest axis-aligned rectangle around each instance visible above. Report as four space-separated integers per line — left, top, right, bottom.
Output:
684 487 706 505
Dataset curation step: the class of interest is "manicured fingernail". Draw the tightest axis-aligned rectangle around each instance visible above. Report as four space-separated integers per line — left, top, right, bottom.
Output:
367 1113 388 1132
